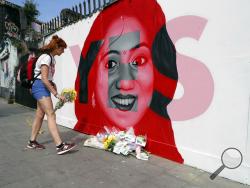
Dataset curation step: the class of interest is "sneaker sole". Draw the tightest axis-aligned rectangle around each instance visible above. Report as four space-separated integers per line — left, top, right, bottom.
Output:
57 145 76 155
26 145 45 150
26 145 35 149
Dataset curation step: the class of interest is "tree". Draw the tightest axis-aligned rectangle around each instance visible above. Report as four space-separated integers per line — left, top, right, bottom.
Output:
23 0 40 26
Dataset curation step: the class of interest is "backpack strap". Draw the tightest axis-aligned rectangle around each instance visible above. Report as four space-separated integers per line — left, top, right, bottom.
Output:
34 72 41 79
44 53 52 67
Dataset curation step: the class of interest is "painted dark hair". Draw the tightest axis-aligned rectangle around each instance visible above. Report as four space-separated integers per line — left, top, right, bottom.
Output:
150 25 178 119
78 40 102 103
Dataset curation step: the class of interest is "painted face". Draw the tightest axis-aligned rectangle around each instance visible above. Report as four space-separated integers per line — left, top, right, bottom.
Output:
95 18 154 129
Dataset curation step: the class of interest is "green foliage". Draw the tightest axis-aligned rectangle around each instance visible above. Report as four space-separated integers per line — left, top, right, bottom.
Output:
23 0 40 26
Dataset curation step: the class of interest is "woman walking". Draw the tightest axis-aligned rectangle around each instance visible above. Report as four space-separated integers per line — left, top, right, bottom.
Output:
27 35 76 155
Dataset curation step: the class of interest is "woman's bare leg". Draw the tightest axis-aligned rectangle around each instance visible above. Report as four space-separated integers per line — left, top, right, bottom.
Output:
38 96 62 146
30 102 45 141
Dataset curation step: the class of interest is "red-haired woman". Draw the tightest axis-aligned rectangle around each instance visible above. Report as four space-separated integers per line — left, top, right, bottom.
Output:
27 35 76 155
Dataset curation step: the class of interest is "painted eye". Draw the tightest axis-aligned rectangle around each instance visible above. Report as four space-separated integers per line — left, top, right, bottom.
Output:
131 56 147 66
105 60 118 69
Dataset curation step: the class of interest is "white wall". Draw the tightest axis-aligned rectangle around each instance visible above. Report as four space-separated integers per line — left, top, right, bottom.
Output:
46 0 250 184
163 0 250 185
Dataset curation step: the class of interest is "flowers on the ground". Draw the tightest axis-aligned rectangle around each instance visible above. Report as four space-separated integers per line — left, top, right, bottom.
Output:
84 126 149 160
54 88 77 112
103 135 117 151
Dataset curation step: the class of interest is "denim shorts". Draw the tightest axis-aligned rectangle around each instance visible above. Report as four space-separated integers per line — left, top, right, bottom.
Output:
31 79 51 100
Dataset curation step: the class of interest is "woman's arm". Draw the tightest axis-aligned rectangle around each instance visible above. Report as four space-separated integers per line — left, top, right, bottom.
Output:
40 65 58 98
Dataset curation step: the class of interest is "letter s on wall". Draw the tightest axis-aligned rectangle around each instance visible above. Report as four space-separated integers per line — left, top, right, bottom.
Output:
167 16 214 121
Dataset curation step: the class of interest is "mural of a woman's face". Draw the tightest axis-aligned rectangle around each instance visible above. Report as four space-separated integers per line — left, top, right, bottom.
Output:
75 0 183 163
95 18 154 129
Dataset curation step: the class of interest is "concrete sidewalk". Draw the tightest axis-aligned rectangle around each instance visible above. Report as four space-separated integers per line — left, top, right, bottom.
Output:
0 98 249 188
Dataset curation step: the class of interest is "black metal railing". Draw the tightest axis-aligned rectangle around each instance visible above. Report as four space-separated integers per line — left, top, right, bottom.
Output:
41 0 118 37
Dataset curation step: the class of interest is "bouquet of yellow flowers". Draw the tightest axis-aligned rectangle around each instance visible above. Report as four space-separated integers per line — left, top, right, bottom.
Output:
103 135 117 151
54 88 77 112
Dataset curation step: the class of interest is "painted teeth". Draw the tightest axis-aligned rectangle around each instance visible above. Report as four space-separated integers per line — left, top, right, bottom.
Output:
113 98 134 106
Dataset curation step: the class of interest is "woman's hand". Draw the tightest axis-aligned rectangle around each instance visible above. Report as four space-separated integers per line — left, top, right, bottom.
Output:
58 94 66 102
55 93 66 102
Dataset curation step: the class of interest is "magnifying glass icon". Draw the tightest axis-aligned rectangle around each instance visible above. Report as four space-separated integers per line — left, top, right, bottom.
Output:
210 147 243 180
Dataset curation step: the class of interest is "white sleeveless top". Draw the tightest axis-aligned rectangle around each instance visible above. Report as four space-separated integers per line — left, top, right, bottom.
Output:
34 54 56 81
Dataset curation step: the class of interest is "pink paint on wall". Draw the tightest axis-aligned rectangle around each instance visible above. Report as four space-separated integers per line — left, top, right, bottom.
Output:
167 16 214 121
69 45 81 67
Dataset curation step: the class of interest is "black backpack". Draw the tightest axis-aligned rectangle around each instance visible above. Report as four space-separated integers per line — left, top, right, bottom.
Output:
17 54 52 89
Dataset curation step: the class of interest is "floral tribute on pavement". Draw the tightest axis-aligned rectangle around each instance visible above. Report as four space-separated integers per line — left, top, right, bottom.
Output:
83 126 149 160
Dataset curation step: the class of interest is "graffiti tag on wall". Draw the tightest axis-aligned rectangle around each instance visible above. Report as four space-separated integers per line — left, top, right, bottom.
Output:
4 20 19 39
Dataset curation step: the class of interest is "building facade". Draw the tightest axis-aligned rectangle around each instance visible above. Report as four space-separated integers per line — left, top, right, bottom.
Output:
0 0 22 41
